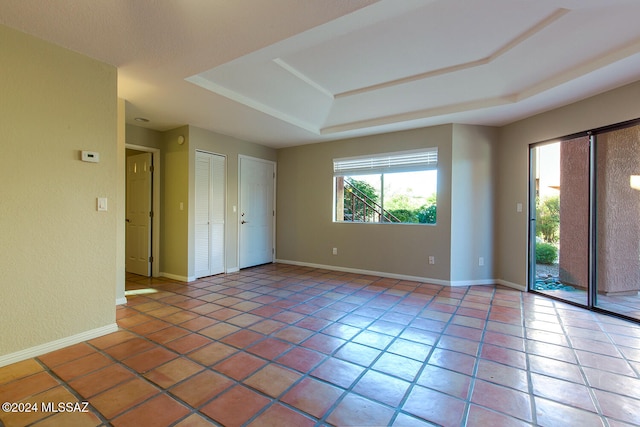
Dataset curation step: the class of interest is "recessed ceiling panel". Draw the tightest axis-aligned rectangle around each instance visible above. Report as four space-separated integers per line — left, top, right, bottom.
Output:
280 0 557 95
324 66 516 130
187 60 333 132
181 0 640 141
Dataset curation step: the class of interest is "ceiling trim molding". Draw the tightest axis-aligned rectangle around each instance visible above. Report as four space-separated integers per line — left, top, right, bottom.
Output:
321 96 518 135
334 8 570 99
186 75 321 134
273 58 335 99
516 35 640 102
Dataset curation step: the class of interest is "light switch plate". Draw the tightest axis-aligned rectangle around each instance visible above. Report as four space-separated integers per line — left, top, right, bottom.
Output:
97 197 108 211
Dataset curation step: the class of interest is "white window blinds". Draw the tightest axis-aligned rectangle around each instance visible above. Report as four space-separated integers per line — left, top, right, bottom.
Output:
333 148 438 176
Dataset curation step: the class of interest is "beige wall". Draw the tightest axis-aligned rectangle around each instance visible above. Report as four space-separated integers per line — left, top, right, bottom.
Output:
497 80 640 288
276 125 454 282
451 125 497 283
0 25 117 358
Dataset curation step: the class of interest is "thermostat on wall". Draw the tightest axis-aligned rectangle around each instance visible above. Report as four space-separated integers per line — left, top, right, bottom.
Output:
81 151 100 163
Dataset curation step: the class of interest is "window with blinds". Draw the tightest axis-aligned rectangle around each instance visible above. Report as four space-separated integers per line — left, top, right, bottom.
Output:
333 148 438 176
333 148 438 225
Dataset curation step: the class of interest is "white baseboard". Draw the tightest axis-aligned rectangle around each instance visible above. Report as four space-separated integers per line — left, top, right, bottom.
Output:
449 279 500 287
115 297 128 305
276 259 452 286
0 323 119 368
160 272 191 282
496 279 527 291
275 259 510 289
226 267 239 273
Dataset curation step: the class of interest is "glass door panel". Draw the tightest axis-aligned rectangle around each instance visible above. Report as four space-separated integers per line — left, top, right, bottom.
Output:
530 136 590 306
594 124 640 320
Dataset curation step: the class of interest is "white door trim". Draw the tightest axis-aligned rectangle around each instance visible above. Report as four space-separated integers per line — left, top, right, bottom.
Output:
125 144 161 277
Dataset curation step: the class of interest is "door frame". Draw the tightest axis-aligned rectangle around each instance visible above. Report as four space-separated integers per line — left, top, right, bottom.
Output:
125 144 161 277
238 155 276 269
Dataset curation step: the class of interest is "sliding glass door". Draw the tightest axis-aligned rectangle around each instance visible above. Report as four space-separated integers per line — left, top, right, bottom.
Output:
529 121 640 322
594 124 640 319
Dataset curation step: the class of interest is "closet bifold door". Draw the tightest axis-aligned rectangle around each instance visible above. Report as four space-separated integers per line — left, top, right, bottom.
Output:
195 151 226 278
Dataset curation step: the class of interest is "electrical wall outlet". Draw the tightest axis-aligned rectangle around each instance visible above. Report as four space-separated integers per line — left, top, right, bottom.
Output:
332 248 338 255
428 256 435 265
479 257 485 266
82 151 100 163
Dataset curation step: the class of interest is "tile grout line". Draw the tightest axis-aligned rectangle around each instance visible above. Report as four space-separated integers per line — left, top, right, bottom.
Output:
32 353 115 426
314 278 434 426
83 324 218 426
523 289 540 426
552 299 609 427
461 284 498 426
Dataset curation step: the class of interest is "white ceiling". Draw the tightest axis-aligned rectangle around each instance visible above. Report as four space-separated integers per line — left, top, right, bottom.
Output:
3 0 640 148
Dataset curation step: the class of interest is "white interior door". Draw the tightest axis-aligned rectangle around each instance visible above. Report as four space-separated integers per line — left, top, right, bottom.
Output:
195 151 225 278
126 152 152 276
239 156 275 269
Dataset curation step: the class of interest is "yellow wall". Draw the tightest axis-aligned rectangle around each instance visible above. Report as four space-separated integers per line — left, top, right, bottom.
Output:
160 126 191 278
0 25 118 359
125 124 163 150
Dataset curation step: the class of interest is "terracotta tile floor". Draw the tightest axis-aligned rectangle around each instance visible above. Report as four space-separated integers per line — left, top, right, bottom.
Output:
2 264 640 426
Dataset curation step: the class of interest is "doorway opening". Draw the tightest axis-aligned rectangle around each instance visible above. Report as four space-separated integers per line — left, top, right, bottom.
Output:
125 145 161 277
